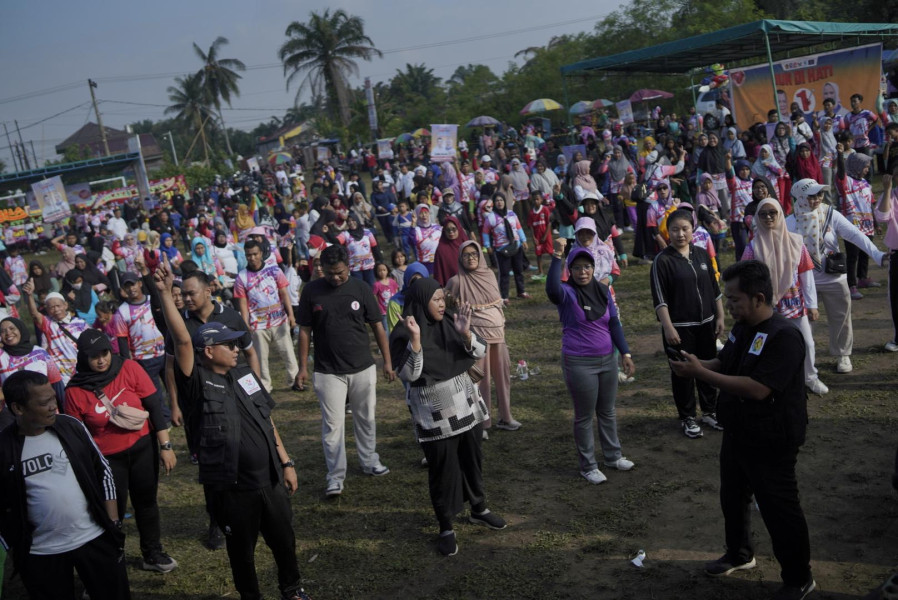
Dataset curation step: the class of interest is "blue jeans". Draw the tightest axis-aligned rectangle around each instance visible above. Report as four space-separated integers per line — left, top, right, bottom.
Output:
137 355 169 423
351 268 375 287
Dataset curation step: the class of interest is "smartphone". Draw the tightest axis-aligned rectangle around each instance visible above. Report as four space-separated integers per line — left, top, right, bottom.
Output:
665 346 686 362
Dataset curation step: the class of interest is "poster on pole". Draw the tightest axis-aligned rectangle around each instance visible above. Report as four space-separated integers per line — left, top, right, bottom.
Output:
615 100 634 125
429 124 457 163
31 176 71 223
246 156 260 172
729 43 882 127
364 77 378 133
377 139 393 160
316 146 330 162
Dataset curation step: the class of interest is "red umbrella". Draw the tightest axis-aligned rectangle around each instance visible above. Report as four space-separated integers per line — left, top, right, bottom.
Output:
629 89 673 103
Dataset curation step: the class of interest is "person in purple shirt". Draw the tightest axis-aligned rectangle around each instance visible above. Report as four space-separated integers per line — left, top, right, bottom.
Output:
546 239 636 486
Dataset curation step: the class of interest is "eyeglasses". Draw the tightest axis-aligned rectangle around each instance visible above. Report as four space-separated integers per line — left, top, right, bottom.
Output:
570 264 594 272
757 210 779 220
461 252 479 260
214 341 238 350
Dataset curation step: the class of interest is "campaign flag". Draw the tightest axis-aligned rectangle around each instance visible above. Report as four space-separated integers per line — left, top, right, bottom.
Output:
429 124 458 163
31 176 70 223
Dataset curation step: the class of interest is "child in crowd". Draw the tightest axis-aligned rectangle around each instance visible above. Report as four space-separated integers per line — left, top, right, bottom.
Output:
93 300 120 354
528 191 554 277
373 262 398 332
4 244 27 287
390 249 407 289
394 201 416 261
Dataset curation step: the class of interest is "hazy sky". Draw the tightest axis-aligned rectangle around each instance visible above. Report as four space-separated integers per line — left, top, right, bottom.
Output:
0 0 624 164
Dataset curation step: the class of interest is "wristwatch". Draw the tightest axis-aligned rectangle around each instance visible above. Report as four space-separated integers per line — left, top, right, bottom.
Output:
281 459 295 469
623 353 632 358
160 441 173 451
113 519 123 530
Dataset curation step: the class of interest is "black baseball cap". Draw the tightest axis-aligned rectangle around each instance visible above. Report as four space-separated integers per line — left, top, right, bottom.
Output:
192 323 243 349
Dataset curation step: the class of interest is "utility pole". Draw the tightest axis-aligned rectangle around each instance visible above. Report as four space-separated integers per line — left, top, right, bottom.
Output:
14 121 30 170
3 123 19 172
29 141 38 168
88 79 110 156
163 131 178 166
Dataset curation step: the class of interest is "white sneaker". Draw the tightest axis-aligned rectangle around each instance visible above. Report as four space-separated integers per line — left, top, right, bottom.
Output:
835 356 852 373
580 469 608 484
885 341 898 352
325 480 344 497
806 377 829 395
603 457 635 471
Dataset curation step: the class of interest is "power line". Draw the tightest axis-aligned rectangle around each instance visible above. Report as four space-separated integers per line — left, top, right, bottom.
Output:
18 103 92 131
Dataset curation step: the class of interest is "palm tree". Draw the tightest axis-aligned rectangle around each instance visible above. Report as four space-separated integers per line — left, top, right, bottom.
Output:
194 36 246 156
278 8 382 128
165 73 214 164
391 63 441 100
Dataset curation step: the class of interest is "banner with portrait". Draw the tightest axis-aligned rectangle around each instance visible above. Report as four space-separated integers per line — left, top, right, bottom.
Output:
377 139 393 160
616 100 634 125
729 43 882 127
31 176 71 223
429 124 458 162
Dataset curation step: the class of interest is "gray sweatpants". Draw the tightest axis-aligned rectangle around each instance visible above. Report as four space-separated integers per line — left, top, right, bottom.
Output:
562 353 623 472
314 365 381 484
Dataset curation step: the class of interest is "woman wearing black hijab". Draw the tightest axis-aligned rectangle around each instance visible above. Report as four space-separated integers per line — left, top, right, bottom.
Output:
697 131 730 220
76 252 111 292
61 269 99 324
28 260 55 297
389 277 506 556
64 329 178 572
0 317 66 403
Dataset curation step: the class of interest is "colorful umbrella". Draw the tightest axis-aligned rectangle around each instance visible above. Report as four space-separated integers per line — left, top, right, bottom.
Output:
520 98 563 115
412 128 431 137
395 133 414 143
568 101 594 115
591 98 615 109
465 115 500 128
268 151 293 166
629 89 673 103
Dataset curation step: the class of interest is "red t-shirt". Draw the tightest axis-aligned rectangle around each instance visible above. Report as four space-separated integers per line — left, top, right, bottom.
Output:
64 360 157 455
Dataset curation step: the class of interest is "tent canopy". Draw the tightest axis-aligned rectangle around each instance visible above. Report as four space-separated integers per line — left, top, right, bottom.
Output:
561 20 898 76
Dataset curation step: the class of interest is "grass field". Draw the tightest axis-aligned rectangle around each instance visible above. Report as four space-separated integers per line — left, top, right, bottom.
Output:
3 217 898 599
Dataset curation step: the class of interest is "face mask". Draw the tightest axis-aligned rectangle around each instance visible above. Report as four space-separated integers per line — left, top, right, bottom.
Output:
73 283 83 290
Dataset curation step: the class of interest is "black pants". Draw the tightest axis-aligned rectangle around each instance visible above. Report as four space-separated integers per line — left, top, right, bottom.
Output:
845 238 872 288
634 201 653 259
421 424 486 532
890 250 898 343
496 248 525 299
668 322 718 420
138 355 170 423
719 435 811 587
206 483 302 600
20 531 130 600
731 221 748 262
106 433 162 558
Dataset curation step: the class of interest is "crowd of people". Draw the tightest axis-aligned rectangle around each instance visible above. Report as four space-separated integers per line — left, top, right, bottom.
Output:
0 87 896 600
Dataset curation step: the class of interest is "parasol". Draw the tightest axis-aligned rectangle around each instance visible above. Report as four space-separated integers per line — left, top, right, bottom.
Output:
268 151 293 166
465 115 500 128
520 98 563 115
591 98 615 109
412 128 431 137
395 133 414 143
629 89 673 103
568 101 594 115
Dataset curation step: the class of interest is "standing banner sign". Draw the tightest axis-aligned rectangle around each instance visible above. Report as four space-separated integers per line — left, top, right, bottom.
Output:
729 43 882 127
364 77 378 134
429 124 458 162
616 100 634 125
246 157 260 172
31 176 71 223
377 139 393 160
316 146 330 162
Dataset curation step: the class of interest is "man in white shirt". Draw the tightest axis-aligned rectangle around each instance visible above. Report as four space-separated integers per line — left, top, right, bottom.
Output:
396 164 415 200
106 207 128 240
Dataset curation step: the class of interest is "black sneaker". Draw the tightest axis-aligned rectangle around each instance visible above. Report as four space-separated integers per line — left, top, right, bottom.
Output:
141 550 178 573
704 554 756 576
282 589 312 600
772 576 816 600
468 510 507 530
437 531 458 556
701 412 724 431
682 417 703 438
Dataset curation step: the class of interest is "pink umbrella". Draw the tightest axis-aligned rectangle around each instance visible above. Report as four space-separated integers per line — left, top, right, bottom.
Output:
629 89 673 103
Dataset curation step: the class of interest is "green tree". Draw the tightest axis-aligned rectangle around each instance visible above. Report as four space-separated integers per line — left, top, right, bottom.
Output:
194 36 246 157
278 8 382 128
165 73 214 165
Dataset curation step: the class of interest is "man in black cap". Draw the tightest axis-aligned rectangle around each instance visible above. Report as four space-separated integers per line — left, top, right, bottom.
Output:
154 257 310 600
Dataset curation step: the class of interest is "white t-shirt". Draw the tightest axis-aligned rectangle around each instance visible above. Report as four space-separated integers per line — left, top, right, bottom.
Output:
22 430 104 555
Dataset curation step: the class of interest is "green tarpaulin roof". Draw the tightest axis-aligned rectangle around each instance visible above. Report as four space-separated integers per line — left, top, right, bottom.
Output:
561 20 898 75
